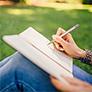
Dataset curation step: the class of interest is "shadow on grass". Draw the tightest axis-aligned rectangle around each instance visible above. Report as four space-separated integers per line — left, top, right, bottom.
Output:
0 6 92 73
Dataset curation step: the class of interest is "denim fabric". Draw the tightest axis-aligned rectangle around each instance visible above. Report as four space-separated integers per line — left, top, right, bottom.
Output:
0 52 92 92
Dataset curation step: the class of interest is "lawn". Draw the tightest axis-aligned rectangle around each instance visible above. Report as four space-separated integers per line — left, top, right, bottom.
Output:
0 5 92 74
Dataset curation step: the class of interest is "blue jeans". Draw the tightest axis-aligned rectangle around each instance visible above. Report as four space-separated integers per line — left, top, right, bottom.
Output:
0 52 92 92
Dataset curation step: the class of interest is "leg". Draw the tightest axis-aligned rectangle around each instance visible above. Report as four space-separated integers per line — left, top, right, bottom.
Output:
0 56 11 68
0 52 58 92
73 65 92 84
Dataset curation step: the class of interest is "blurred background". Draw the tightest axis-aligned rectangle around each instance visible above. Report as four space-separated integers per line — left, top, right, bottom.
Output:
0 0 92 74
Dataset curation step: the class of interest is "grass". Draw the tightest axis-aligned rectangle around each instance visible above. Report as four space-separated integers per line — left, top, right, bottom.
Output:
0 5 92 74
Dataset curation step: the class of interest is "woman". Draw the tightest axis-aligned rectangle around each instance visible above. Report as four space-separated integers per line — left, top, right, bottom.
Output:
51 28 92 92
0 28 92 92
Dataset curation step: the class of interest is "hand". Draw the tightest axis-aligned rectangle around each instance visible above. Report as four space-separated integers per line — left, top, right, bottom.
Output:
52 28 86 58
50 76 92 92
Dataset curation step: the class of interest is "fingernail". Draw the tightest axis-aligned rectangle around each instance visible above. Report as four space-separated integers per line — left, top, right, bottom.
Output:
60 48 64 51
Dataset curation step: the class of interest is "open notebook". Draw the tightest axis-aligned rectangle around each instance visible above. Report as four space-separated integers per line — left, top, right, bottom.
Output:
3 27 73 85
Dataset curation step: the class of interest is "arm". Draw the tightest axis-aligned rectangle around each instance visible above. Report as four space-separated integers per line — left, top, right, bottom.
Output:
50 28 92 92
52 27 92 65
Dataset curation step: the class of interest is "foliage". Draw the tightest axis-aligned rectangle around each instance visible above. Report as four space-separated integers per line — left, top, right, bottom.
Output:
10 0 20 3
82 0 92 4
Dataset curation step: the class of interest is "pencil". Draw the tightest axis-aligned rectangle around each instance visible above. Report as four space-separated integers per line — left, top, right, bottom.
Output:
47 24 79 45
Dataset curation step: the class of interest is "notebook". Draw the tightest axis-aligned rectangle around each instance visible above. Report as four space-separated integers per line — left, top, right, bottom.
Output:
3 27 73 85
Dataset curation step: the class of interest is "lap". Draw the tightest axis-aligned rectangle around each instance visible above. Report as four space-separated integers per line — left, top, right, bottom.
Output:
0 52 57 92
0 52 92 92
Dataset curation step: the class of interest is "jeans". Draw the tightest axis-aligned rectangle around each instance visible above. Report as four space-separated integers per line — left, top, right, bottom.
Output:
0 52 92 92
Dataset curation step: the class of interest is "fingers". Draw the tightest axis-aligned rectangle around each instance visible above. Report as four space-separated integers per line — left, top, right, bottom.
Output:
56 27 72 38
50 76 91 92
50 76 76 91
56 27 73 42
52 27 76 53
53 27 66 51
56 27 65 36
53 41 64 51
52 35 68 47
63 76 91 86
50 76 63 90
56 27 74 43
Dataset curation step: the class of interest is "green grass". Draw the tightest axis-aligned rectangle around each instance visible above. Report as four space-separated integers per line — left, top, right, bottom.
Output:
0 5 92 74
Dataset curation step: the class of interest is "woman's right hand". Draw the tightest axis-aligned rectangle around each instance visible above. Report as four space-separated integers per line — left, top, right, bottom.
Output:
52 28 86 59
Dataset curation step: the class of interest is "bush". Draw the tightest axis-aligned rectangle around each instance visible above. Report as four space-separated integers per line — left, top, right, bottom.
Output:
82 0 92 4
10 0 20 3
11 0 30 4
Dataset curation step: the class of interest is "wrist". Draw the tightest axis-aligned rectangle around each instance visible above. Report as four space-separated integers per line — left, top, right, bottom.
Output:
78 50 92 65
75 48 86 59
